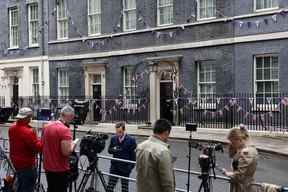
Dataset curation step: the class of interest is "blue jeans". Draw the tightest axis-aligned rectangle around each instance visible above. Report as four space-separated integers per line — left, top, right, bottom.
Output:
15 168 37 192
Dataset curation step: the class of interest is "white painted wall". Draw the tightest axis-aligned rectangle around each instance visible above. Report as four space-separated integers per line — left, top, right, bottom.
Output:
0 56 50 107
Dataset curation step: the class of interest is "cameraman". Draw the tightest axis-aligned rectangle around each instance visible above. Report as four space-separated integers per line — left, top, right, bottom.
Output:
107 122 137 192
42 105 77 192
223 125 258 192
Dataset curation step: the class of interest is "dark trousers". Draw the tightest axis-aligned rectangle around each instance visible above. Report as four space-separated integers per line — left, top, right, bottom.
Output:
107 168 130 192
15 167 37 192
46 171 69 192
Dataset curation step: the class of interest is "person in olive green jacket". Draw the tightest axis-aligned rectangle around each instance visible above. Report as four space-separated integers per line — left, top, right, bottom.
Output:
223 124 258 192
136 119 175 192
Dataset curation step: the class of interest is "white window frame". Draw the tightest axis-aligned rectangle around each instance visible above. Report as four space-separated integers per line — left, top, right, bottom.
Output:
28 3 39 47
31 67 40 97
253 54 279 111
58 69 69 101
197 61 216 109
254 0 278 12
123 0 137 31
197 0 216 21
88 0 101 36
123 67 137 109
9 7 19 49
57 0 68 40
157 0 174 26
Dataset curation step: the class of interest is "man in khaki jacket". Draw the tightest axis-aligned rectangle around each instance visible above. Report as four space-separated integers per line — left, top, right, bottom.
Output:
136 119 175 192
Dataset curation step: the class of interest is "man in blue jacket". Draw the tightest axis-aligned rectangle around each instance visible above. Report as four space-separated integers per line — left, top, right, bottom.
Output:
107 122 137 192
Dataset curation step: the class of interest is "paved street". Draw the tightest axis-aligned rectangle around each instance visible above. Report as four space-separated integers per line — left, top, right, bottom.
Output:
81 133 288 192
1 124 288 192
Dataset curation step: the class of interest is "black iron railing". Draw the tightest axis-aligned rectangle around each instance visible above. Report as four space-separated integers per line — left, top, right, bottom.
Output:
1 94 288 132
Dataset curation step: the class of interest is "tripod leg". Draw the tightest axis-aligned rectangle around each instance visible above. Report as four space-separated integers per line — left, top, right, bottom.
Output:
198 179 204 192
77 170 92 192
203 176 210 192
74 181 77 192
95 166 109 192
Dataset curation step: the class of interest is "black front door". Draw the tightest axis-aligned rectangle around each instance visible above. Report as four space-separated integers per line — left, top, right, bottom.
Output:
160 81 174 124
93 84 102 121
12 77 19 116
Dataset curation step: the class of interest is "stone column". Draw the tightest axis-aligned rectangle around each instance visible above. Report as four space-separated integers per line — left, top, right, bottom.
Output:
149 62 159 124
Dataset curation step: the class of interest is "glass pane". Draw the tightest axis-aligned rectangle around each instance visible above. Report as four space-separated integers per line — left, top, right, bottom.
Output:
257 82 264 93
266 82 272 93
256 57 263 68
256 69 262 80
271 68 278 79
256 0 262 9
159 0 165 7
272 0 278 7
263 57 270 68
272 82 279 93
264 68 270 79
200 85 206 94
33 68 39 83
264 0 268 8
89 0 93 13
93 75 101 84
272 56 278 67
199 72 205 82
95 15 101 33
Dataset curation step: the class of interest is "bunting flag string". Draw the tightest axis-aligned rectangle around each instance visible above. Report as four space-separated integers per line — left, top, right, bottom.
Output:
172 95 288 123
234 9 288 29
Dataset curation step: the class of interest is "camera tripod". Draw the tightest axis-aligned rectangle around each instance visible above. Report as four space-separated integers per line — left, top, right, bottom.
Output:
198 150 217 192
198 168 214 192
77 157 108 192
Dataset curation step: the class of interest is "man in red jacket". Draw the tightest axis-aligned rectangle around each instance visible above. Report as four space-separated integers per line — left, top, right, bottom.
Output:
9 107 42 192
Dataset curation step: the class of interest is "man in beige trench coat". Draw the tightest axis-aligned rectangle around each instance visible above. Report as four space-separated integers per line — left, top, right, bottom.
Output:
136 119 175 192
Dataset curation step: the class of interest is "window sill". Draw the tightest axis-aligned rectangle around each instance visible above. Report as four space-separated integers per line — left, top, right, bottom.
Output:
123 28 136 32
57 37 68 41
254 7 280 13
8 47 19 50
157 23 174 27
28 45 39 49
197 17 216 22
88 33 101 37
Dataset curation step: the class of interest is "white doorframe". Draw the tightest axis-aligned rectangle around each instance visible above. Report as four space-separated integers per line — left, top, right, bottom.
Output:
84 65 106 121
149 60 179 124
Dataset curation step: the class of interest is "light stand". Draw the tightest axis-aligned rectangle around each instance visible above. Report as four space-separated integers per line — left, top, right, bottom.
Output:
186 123 197 192
68 123 79 192
187 130 193 192
73 124 78 140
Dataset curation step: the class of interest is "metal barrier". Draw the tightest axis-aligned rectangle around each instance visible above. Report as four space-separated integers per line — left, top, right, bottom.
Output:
96 154 231 192
0 138 280 192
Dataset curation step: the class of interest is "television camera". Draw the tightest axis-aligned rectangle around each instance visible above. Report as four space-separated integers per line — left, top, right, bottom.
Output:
79 132 108 162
